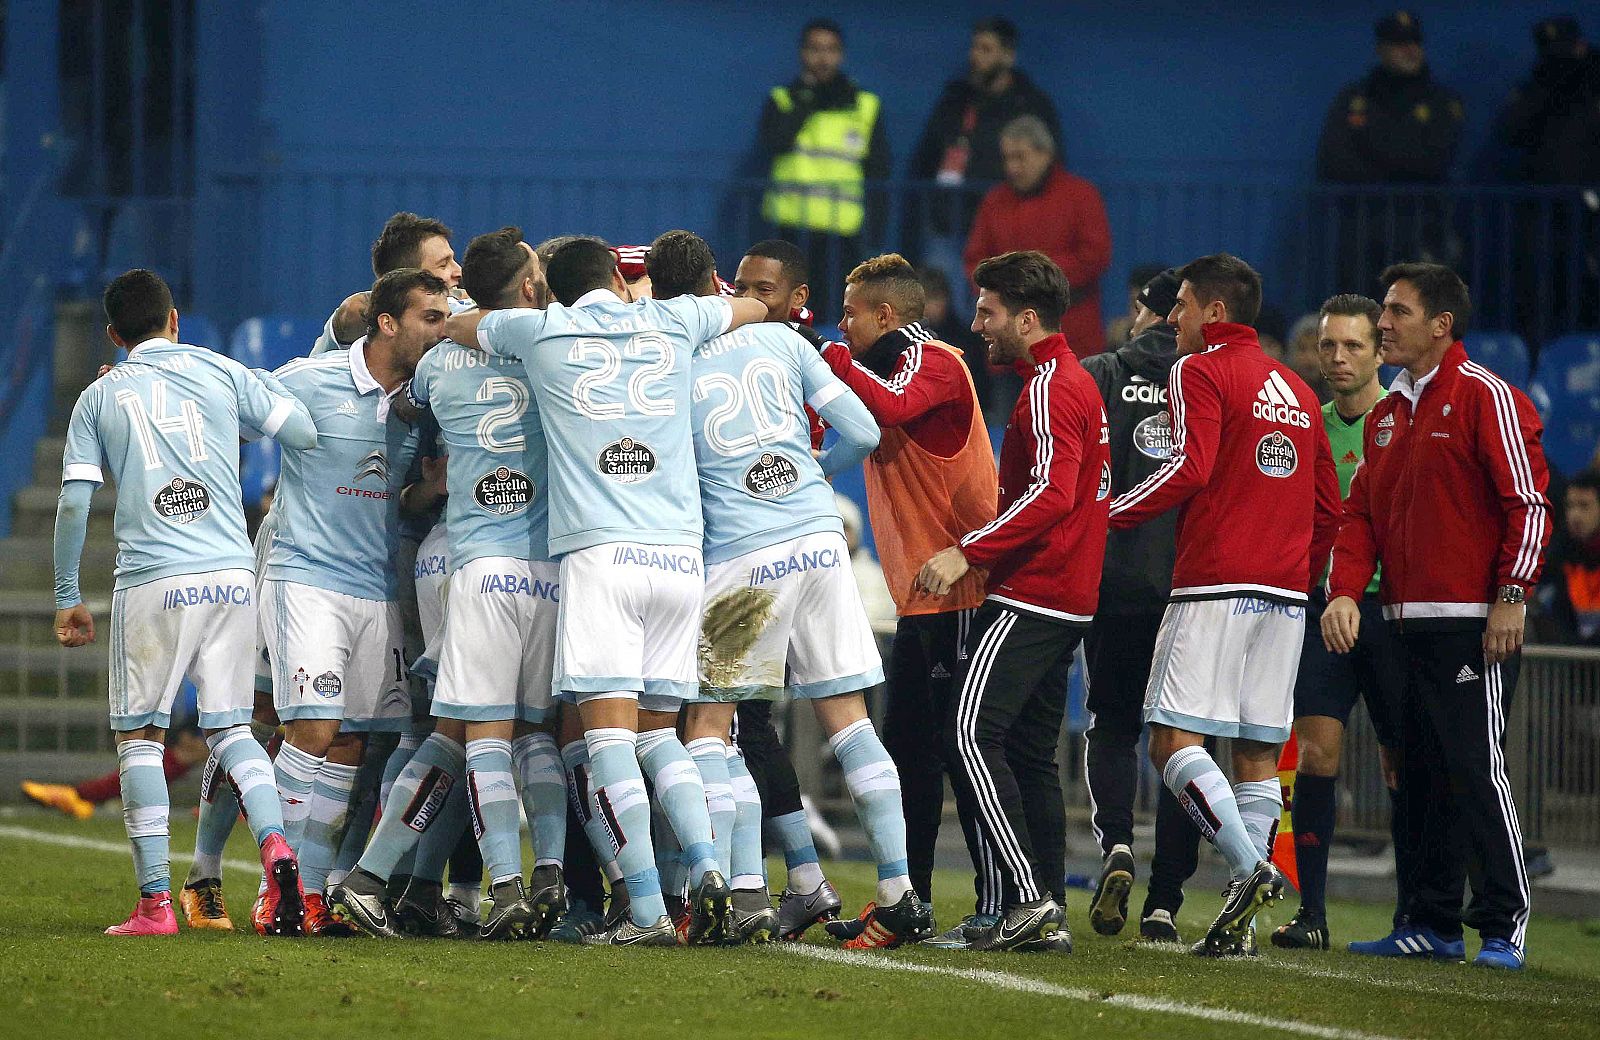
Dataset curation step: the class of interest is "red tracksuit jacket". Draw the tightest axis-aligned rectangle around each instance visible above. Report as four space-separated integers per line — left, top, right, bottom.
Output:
1328 340 1550 624
1108 323 1341 603
958 333 1110 622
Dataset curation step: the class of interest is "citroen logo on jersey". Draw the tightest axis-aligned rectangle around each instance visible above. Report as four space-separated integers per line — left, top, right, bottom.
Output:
1252 371 1311 428
355 449 389 484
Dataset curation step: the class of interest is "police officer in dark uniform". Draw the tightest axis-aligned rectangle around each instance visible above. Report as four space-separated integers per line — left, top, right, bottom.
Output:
1078 269 1207 943
1316 12 1465 293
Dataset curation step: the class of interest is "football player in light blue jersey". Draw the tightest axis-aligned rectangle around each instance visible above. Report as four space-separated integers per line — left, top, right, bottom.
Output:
445 234 769 946
259 268 442 934
650 237 926 947
311 212 465 356
53 270 319 937
333 228 569 940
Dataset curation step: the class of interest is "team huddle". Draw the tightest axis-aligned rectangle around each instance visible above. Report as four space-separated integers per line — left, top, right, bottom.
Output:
53 210 1547 966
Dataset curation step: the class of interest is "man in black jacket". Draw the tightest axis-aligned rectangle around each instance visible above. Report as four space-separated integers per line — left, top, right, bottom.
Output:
1078 269 1204 943
1316 12 1464 293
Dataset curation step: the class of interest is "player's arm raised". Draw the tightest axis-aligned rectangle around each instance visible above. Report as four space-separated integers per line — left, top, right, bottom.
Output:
239 365 318 450
797 344 879 477
819 339 965 427
442 306 487 350
1108 355 1219 528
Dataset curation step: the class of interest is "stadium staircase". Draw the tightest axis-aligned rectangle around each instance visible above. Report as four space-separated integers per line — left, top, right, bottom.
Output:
0 302 123 792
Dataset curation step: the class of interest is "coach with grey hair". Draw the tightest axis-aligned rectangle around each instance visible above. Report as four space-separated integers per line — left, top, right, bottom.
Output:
962 115 1111 356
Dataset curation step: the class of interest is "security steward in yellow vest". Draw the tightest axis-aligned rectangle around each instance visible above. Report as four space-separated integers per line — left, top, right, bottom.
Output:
757 18 889 320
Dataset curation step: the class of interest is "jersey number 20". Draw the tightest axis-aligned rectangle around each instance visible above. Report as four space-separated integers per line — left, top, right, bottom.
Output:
694 358 798 456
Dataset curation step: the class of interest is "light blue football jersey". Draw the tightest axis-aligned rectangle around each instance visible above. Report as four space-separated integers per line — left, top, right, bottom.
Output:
478 291 732 555
407 337 549 568
691 324 859 563
265 342 419 600
60 338 310 588
312 293 474 357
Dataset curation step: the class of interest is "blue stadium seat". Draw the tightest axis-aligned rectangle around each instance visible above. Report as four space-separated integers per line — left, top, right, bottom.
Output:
179 313 221 352
1529 333 1600 477
227 314 323 369
1462 331 1531 389
229 315 321 508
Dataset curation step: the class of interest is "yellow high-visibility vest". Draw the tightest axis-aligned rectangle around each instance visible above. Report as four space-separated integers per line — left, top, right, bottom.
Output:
762 86 880 237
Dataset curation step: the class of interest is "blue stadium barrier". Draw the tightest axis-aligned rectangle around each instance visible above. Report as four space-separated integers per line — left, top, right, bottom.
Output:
1529 333 1600 477
1462 331 1531 389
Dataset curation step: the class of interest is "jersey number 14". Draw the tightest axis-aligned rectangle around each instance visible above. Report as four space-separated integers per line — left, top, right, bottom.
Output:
115 381 207 470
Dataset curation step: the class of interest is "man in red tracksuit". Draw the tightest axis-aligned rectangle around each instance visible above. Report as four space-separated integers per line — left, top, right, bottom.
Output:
1325 262 1549 971
1108 253 1341 957
917 250 1109 952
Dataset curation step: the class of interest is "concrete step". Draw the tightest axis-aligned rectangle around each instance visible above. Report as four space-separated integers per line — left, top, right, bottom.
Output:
9 484 118 540
32 436 67 482
0 537 119 600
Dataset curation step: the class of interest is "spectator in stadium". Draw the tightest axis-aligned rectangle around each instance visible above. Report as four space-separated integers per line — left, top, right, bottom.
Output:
836 494 896 631
1287 313 1333 403
1079 267 1210 944
963 116 1111 357
817 254 1000 923
1498 16 1600 340
758 18 889 323
1105 262 1172 347
909 17 1062 313
1326 262 1550 970
1316 12 1464 292
1536 470 1600 647
919 266 1007 422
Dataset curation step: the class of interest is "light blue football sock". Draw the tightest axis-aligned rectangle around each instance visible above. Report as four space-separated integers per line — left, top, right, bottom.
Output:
381 732 425 809
355 732 465 880
1164 744 1260 879
466 737 523 886
512 731 566 867
188 750 239 884
207 726 286 847
687 736 735 878
118 739 170 896
830 718 912 903
1235 779 1284 862
412 767 471 885
329 733 395 885
653 792 687 902
561 739 622 882
636 727 717 882
725 746 766 890
273 740 322 859
587 727 666 925
771 809 823 893
298 760 358 895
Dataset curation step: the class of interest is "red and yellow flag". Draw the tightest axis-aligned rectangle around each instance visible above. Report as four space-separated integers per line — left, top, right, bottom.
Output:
1272 732 1300 891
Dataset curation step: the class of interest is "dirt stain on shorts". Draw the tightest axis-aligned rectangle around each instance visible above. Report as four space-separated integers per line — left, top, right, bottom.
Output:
699 586 779 695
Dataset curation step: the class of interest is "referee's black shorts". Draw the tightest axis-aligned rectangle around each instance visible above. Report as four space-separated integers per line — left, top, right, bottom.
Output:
1294 592 1403 747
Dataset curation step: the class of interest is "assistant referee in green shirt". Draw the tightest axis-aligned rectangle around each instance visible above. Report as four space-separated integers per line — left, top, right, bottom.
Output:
1271 294 1413 953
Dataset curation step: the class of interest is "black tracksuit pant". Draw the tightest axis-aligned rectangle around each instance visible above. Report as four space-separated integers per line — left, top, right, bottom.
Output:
1399 625 1530 946
1083 611 1206 916
734 699 804 822
882 607 1000 912
945 601 1081 908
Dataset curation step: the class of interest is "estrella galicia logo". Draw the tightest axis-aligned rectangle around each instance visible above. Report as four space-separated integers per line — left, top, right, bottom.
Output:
743 452 801 499
152 476 211 525
1096 460 1112 501
1133 411 1174 460
312 670 342 698
474 465 533 515
1256 430 1299 478
355 449 388 484
597 437 657 484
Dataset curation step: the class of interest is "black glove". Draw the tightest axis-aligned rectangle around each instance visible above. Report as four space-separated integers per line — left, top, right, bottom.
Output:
788 321 830 352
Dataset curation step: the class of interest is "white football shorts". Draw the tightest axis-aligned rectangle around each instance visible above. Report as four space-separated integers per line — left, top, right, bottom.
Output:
432 557 559 723
556 542 703 713
1143 595 1304 743
260 579 410 731
108 568 257 731
694 531 883 702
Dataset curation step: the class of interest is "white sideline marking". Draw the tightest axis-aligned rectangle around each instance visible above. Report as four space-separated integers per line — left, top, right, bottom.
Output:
0 824 259 875
780 943 1406 1040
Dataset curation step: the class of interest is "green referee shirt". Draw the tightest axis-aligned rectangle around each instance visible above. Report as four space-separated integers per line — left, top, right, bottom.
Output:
1322 392 1385 593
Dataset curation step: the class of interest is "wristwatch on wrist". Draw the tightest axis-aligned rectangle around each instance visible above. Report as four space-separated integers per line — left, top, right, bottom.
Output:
1497 584 1526 605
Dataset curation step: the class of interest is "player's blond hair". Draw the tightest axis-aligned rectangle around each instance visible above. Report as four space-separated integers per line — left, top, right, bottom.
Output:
845 253 925 321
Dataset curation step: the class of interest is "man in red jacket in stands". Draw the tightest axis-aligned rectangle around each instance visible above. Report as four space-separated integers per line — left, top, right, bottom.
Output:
962 115 1111 357
1325 262 1550 971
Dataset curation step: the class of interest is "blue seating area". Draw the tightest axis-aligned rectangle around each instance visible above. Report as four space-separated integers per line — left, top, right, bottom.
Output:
1529 334 1600 478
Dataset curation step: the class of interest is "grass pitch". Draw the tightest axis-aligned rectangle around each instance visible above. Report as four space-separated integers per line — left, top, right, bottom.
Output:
1 810 1596 1040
